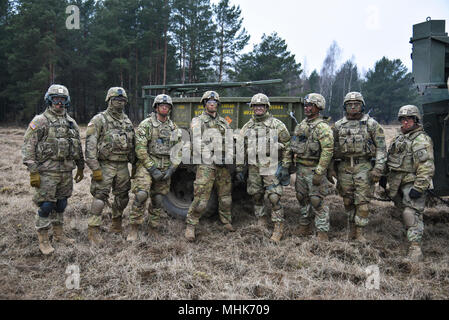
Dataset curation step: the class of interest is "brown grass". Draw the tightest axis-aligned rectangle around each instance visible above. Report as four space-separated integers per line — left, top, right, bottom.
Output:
0 125 448 300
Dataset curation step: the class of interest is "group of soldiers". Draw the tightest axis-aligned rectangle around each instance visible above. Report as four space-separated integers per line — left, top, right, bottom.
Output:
22 84 434 263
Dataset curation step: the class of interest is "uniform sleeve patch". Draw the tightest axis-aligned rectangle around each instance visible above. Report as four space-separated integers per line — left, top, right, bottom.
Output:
29 121 37 130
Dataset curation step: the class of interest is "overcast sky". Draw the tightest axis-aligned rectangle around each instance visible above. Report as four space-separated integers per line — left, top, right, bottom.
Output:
214 0 449 77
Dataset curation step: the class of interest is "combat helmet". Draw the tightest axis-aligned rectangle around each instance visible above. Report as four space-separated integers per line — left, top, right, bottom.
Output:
398 105 422 123
44 84 71 107
153 94 173 108
105 87 128 102
250 93 271 108
304 93 326 110
201 91 220 105
343 92 365 110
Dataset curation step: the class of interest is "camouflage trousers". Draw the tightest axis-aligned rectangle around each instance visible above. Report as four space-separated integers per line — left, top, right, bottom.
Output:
186 165 232 226
88 161 131 227
130 163 171 227
391 182 425 243
33 171 73 230
336 159 374 227
295 164 330 232
247 164 284 222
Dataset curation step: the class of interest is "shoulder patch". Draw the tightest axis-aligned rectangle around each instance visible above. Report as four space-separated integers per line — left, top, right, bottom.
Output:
29 121 37 130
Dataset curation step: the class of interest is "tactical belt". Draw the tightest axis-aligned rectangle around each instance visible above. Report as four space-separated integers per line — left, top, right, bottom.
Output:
342 156 370 167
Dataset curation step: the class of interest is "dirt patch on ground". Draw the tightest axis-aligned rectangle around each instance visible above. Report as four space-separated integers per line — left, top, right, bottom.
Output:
1 125 448 300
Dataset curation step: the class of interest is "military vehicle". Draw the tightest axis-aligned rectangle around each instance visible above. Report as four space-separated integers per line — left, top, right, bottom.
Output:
410 18 449 196
141 80 305 218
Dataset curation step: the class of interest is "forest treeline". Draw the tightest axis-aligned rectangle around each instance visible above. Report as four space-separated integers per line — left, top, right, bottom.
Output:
0 0 417 124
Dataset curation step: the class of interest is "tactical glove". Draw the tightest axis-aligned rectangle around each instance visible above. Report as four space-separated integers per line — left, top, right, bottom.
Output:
163 165 176 181
312 172 323 186
409 188 423 199
92 169 103 181
379 176 387 189
369 168 383 183
148 165 164 182
30 172 40 188
74 168 84 183
276 165 291 186
236 171 246 183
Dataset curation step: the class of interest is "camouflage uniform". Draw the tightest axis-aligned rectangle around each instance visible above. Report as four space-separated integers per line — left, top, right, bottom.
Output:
85 88 135 231
333 92 387 234
386 108 434 246
23 107 84 230
130 111 182 228
23 84 84 254
186 111 233 227
291 116 334 233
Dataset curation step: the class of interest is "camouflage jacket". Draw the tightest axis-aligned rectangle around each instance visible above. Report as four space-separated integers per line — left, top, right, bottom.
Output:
22 108 84 173
333 114 387 171
237 112 291 170
291 117 334 175
190 111 232 166
85 108 136 171
386 127 434 192
135 113 182 170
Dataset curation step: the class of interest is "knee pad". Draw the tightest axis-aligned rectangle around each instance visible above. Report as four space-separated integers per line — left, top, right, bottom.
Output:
55 198 68 213
403 207 417 228
268 193 281 210
194 200 208 214
252 193 264 205
135 190 148 206
38 202 54 218
91 198 105 215
310 196 322 209
152 194 164 209
356 204 369 218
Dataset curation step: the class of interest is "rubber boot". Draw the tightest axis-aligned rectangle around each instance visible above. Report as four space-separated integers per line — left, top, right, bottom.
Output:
270 222 284 243
110 217 123 234
317 231 329 242
52 224 75 244
88 226 104 246
37 229 55 255
355 227 366 242
185 224 195 242
127 224 139 242
297 224 312 237
407 242 423 262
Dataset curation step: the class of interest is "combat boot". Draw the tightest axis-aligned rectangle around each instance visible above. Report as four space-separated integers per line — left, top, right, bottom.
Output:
317 231 329 242
407 242 423 262
270 222 284 244
185 224 195 242
88 226 104 246
354 227 366 242
37 229 55 255
52 224 75 245
127 224 139 242
296 224 312 237
223 223 235 232
110 217 123 234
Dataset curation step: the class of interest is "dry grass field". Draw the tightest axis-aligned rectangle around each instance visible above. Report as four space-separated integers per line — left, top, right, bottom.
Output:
1 125 448 300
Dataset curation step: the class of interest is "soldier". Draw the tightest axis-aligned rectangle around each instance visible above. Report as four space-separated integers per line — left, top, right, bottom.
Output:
290 93 334 241
85 87 136 245
381 105 434 262
22 84 84 255
127 94 181 241
235 93 291 243
185 91 234 241
332 92 386 241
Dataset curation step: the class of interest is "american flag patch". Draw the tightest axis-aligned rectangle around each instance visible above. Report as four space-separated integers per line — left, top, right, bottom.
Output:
30 121 37 130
